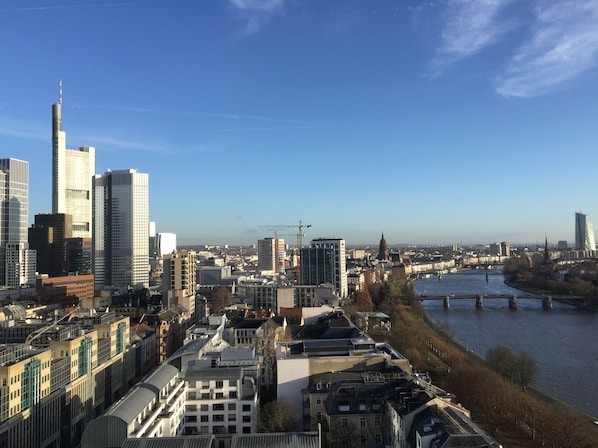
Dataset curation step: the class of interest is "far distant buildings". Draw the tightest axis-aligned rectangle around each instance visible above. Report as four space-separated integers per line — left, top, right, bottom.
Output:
52 81 96 239
0 158 36 287
575 212 595 253
92 169 149 289
489 241 510 257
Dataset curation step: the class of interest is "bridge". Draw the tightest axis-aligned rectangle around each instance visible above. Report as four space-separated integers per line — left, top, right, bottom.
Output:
417 293 585 310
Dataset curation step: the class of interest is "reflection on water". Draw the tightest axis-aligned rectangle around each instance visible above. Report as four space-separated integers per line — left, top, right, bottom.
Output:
414 270 598 418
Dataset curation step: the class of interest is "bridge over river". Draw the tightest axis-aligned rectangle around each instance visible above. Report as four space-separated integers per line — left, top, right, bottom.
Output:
417 293 585 309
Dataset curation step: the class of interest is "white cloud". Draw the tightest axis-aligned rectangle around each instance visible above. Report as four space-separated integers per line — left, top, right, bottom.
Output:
429 0 515 77
495 0 598 97
227 0 286 36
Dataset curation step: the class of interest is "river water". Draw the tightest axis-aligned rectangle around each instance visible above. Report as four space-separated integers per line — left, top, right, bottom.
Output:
413 269 598 418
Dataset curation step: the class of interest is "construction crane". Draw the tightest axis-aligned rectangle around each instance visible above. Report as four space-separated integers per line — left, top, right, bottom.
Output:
259 220 312 284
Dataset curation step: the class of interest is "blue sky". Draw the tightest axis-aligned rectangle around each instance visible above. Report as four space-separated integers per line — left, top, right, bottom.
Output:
1 0 597 247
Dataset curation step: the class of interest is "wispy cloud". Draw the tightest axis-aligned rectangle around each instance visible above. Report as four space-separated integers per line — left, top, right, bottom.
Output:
495 0 598 97
72 134 171 154
429 0 515 77
0 117 47 141
3 2 134 11
227 0 286 36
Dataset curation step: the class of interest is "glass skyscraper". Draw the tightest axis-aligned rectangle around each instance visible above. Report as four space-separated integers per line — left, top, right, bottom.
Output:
575 212 596 253
0 158 34 286
93 169 149 289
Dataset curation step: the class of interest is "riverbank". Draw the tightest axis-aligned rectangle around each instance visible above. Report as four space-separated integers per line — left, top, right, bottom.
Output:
385 298 598 447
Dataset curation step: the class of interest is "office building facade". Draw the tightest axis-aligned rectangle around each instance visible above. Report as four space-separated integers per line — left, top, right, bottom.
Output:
575 212 596 253
28 213 73 277
307 238 347 298
93 169 149 289
0 158 35 287
52 82 96 238
163 250 197 313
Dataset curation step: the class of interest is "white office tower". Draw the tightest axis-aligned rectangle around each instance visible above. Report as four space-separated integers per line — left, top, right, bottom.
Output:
309 237 347 298
0 159 36 287
257 237 285 273
162 250 196 313
93 169 149 289
575 212 596 253
52 81 96 238
156 232 177 257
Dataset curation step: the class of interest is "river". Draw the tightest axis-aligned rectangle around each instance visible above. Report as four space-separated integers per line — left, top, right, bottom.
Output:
413 269 598 419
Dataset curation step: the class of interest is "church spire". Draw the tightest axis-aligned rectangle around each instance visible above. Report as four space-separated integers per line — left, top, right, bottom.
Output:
377 232 389 261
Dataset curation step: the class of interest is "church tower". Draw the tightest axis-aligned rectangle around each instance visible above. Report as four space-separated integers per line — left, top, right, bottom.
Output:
377 232 389 261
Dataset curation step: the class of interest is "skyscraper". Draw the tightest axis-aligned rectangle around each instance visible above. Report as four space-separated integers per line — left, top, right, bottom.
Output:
28 213 73 277
257 237 285 273
575 212 596 253
52 81 96 238
307 237 347 298
93 169 149 289
0 158 36 286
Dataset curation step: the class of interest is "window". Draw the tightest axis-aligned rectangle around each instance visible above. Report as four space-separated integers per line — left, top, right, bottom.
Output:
200 415 209 422
230 391 237 398
200 404 208 412
316 412 322 421
375 434 382 444
243 426 251 434
228 414 237 422
228 403 236 411
341 418 348 428
215 380 224 389
216 392 224 399
228 425 237 434
316 397 322 406
188 381 196 388
360 417 366 428
185 415 197 423
213 414 225 422
374 416 381 427
186 405 197 412
201 381 209 389
213 404 225 411
242 415 251 423
201 393 210 399
242 405 251 412
360 436 367 446
229 379 236 387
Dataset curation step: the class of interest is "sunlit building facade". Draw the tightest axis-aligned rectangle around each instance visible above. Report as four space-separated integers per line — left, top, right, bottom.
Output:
52 83 96 239
575 212 595 253
93 169 149 289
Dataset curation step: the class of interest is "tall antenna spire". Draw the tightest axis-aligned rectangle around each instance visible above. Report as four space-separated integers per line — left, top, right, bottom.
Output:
59 79 63 105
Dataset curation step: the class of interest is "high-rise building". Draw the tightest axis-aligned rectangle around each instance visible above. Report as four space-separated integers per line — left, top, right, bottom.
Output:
0 158 35 286
93 169 149 289
28 213 73 277
64 237 93 275
162 250 196 314
52 81 96 238
257 237 285 273
156 232 177 257
575 212 596 253
306 238 347 297
300 246 336 289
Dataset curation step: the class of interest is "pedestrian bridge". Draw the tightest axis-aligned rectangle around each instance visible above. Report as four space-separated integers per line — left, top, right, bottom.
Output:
417 293 584 310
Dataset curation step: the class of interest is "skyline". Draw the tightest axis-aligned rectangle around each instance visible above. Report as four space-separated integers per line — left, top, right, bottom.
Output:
2 0 598 246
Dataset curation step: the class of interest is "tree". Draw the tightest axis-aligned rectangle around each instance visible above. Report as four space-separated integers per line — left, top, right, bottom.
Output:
210 287 231 313
514 350 538 390
257 400 299 432
355 289 374 312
